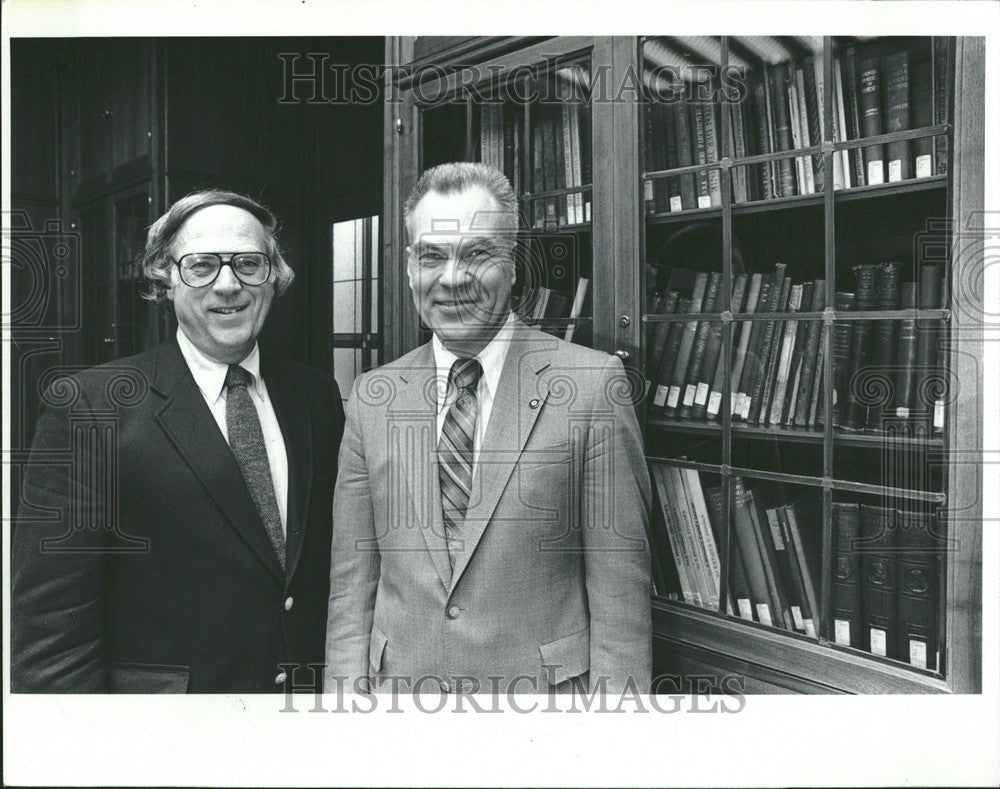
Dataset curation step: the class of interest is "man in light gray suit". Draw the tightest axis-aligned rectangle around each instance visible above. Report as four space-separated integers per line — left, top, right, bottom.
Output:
326 162 651 695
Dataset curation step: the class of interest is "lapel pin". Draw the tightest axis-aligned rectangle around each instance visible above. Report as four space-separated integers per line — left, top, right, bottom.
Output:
529 398 540 409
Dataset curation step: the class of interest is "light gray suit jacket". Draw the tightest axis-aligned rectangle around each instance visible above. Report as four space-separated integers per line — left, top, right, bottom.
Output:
325 321 652 694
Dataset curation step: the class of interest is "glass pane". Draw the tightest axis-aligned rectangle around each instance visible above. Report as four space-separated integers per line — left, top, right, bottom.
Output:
370 215 380 279
331 219 357 282
332 280 357 334
370 277 379 330
421 101 468 170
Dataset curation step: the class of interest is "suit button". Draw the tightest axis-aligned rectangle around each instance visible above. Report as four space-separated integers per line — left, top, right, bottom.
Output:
439 679 451 693
446 605 461 620
284 596 294 611
274 671 287 685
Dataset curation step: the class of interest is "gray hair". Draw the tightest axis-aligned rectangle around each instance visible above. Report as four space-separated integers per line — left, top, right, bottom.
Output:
403 162 518 246
141 189 295 305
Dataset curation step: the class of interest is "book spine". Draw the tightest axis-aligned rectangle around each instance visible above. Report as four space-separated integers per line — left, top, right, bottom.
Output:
560 103 576 223
679 272 722 418
663 103 683 211
842 265 879 431
705 485 754 621
768 283 804 424
728 273 763 417
896 509 940 670
668 466 713 609
786 67 806 194
644 290 680 385
569 100 584 221
914 265 944 430
747 490 795 632
882 50 911 182
731 477 775 626
707 273 748 419
832 57 851 188
831 291 856 428
794 66 816 194
651 465 699 606
674 91 698 210
804 57 825 192
729 101 749 203
682 468 722 609
735 275 775 419
552 101 568 225
769 62 799 197
844 47 867 188
663 274 709 416
933 37 951 175
859 54 885 185
784 500 820 638
770 506 809 633
753 276 792 424
691 102 712 208
793 279 827 426
746 263 788 422
751 78 775 200
807 326 827 426
911 59 934 179
574 65 593 221
860 504 899 659
703 102 723 206
532 121 545 228
868 261 902 431
893 282 919 418
832 502 863 648
650 296 692 410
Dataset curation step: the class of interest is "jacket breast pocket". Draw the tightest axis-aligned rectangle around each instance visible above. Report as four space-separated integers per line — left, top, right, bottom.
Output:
109 662 190 693
539 626 589 687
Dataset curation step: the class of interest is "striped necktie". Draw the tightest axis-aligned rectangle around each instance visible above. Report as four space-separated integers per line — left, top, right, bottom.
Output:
225 364 286 571
438 357 483 568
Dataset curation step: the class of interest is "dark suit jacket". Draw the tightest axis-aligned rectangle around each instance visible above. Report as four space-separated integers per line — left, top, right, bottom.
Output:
11 336 344 693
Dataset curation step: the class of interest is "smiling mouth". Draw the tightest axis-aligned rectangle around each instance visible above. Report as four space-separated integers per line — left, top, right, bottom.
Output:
209 304 249 315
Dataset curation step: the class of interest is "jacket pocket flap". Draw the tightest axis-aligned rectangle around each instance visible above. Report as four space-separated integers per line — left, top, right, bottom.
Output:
539 627 589 685
368 627 388 672
109 663 190 693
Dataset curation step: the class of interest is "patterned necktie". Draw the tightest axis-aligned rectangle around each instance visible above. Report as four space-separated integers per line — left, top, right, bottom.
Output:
438 357 483 568
225 364 285 571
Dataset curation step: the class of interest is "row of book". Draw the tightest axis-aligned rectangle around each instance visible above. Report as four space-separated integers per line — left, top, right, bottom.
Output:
479 65 593 230
644 39 951 213
644 262 947 434
518 276 590 343
650 464 942 671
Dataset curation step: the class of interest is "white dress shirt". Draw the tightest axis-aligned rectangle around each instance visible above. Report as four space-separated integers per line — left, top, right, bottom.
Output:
176 328 289 534
432 311 515 471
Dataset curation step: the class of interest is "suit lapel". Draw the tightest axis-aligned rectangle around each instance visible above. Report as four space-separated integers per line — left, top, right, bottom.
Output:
449 326 553 593
263 355 312 585
392 345 453 590
152 338 284 583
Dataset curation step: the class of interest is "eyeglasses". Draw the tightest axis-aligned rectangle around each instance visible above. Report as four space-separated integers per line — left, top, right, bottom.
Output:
173 252 271 288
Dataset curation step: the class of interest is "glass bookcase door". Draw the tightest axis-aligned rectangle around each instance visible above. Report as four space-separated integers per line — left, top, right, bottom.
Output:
641 34 958 684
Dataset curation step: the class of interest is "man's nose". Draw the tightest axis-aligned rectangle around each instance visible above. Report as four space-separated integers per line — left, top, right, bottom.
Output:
441 257 472 286
212 263 243 294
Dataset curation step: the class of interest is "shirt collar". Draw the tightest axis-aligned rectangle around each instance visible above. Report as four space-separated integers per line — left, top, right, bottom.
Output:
176 327 261 403
431 312 515 409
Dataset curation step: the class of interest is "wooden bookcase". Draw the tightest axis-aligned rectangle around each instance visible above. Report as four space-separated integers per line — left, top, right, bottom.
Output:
382 35 984 694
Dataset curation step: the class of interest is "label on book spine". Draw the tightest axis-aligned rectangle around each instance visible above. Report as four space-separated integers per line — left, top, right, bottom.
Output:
682 384 696 407
739 398 752 420
803 619 817 638
694 382 709 407
870 627 887 656
756 604 773 627
909 639 928 669
670 196 682 212
666 386 681 409
790 605 804 631
698 195 712 209
916 154 932 179
867 160 884 185
737 599 754 621
934 399 945 431
652 385 668 407
707 391 722 416
895 406 911 418
888 159 902 182
835 619 852 646
644 180 654 202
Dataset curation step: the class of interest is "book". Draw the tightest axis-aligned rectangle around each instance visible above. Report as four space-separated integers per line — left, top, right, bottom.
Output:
662 102 683 212
832 56 852 188
735 271 775 419
842 264 879 431
768 63 798 197
673 88 698 210
744 263 788 422
896 509 940 670
563 277 590 343
807 324 828 426
791 64 815 194
728 99 750 203
706 484 754 621
766 506 807 632
707 273 749 419
802 57 825 192
702 101 723 207
668 465 715 609
691 100 713 209
768 282 805 425
651 464 701 607
664 272 709 417
844 47 867 188
783 499 820 639
650 296 692 410
859 53 885 185
679 272 723 418
832 502 864 648
933 37 951 175
531 120 545 227
748 489 795 631
727 273 764 417
831 291 856 428
752 275 791 424
731 477 776 626
750 75 775 200
792 279 826 426
860 504 899 659
892 282 919 418
914 264 944 429
911 58 934 179
882 50 911 182
681 468 722 610
644 289 680 393
867 261 901 431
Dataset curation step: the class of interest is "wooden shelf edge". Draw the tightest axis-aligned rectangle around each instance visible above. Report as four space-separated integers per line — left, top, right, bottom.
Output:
652 599 953 694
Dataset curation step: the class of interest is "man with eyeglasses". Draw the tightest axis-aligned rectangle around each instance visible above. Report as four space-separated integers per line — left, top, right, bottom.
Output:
12 189 345 693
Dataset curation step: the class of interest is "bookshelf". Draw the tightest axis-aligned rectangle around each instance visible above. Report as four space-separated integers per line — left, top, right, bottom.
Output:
382 35 984 694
